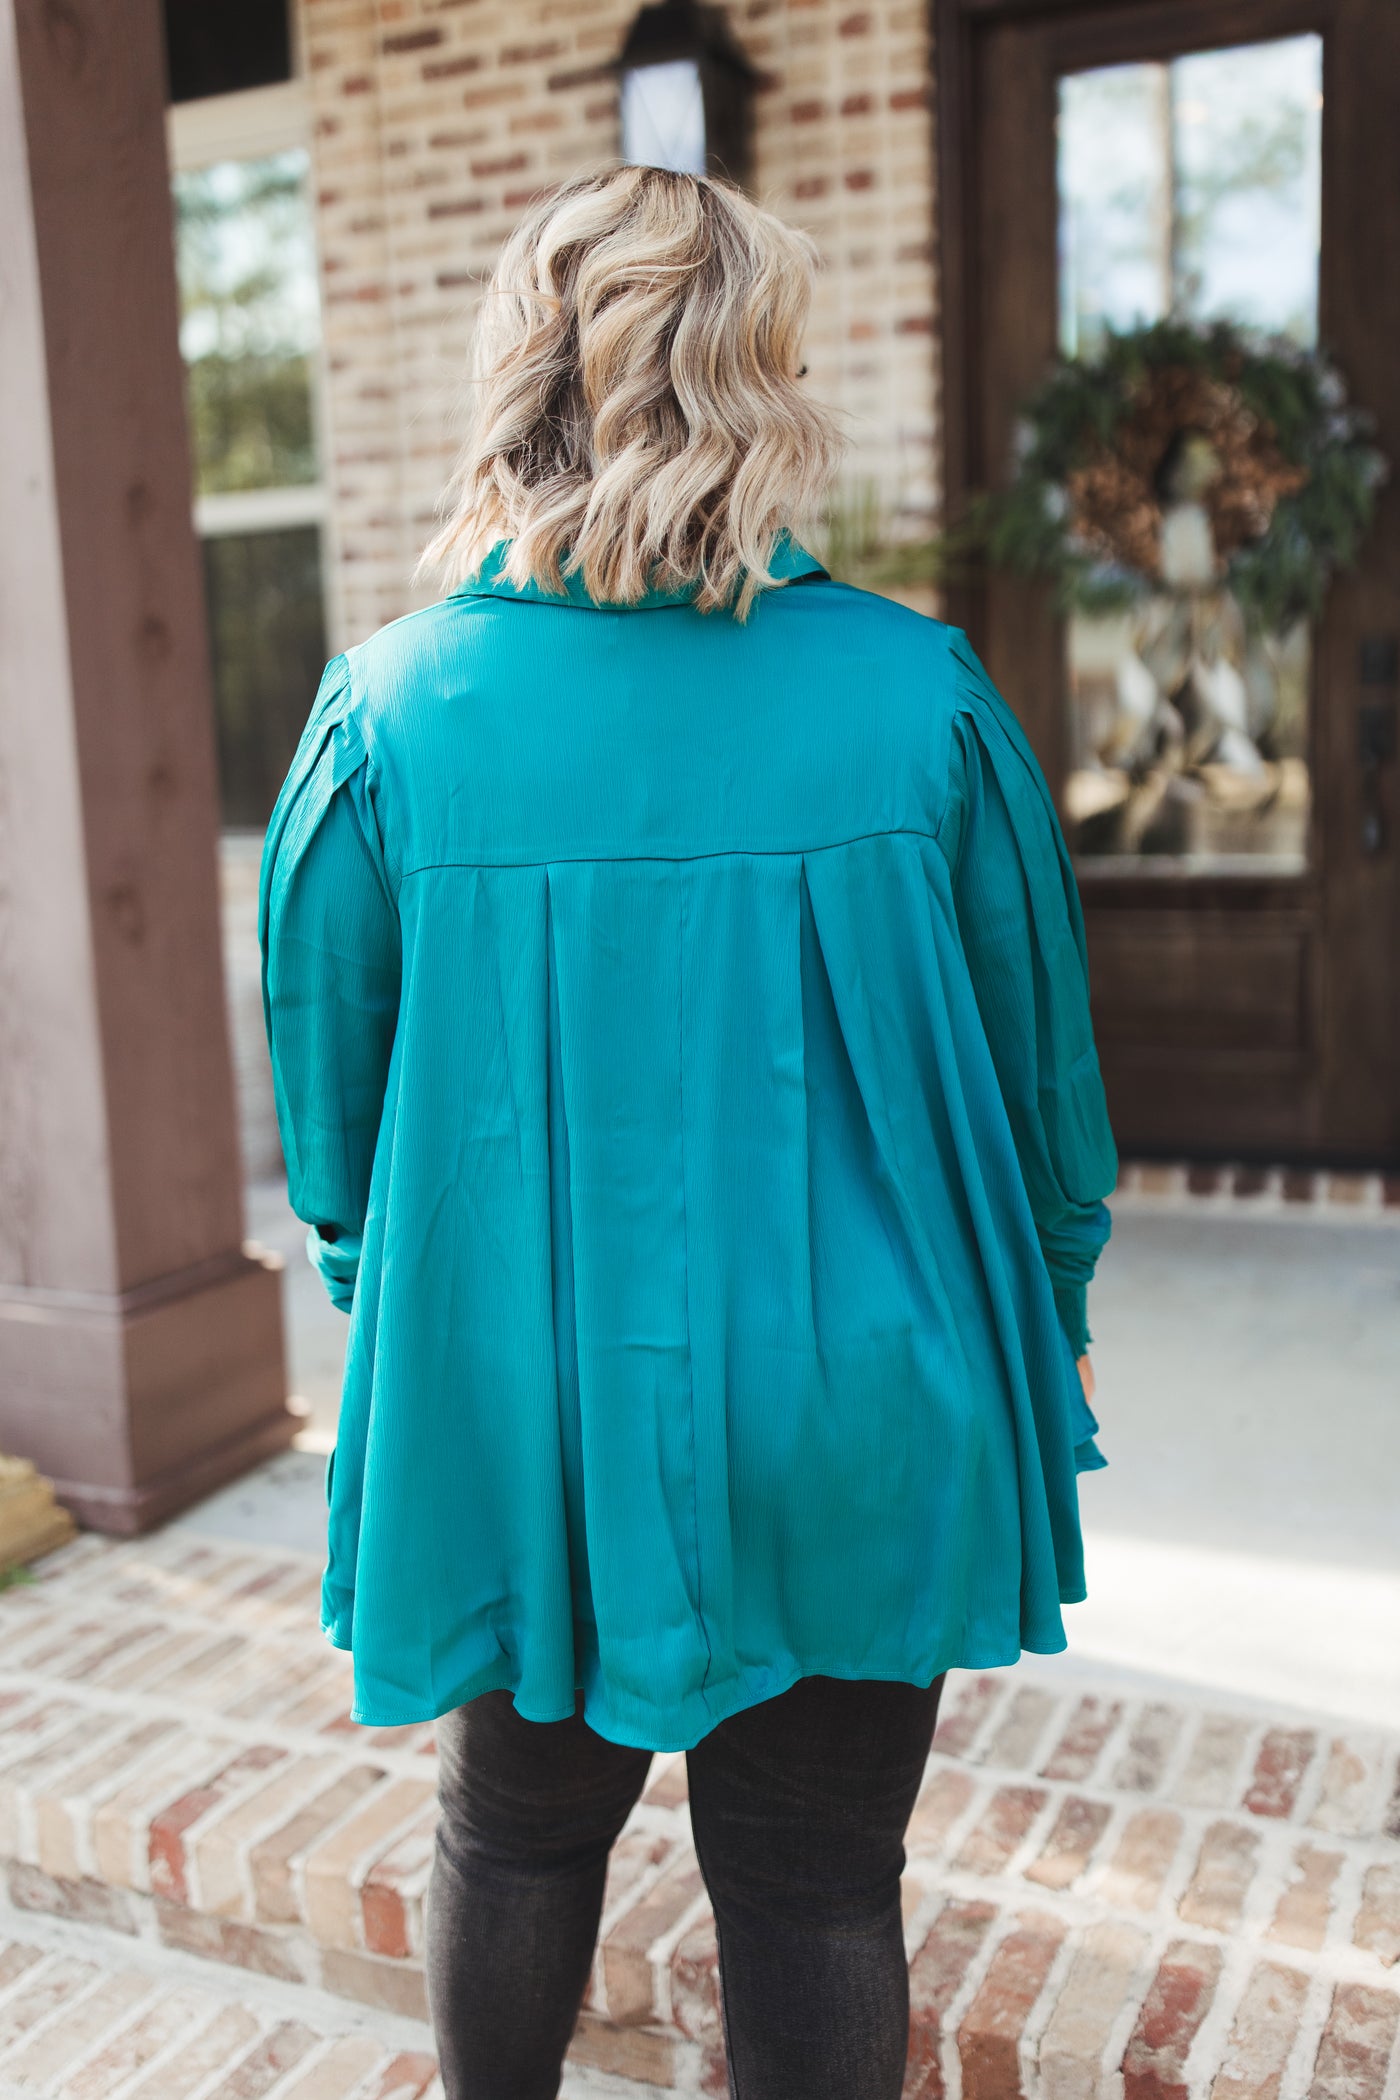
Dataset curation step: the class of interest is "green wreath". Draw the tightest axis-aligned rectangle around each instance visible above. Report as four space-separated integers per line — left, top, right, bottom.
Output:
979 319 1385 633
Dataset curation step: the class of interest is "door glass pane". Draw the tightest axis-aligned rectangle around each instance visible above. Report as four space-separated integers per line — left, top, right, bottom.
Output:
1056 36 1322 872
173 149 320 494
204 527 327 829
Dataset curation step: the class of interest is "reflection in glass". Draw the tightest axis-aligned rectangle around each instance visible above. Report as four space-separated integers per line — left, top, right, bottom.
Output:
204 527 328 829
173 150 320 494
1056 36 1320 870
1058 36 1321 357
1064 604 1310 870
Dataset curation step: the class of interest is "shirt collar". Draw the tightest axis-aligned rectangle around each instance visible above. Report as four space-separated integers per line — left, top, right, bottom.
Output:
450 528 829 611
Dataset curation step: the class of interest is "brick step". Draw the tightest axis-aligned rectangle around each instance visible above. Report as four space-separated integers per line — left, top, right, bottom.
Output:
0 1903 445 2100
1115 1160 1400 1215
1 1531 1399 2096
0 1899 660 2100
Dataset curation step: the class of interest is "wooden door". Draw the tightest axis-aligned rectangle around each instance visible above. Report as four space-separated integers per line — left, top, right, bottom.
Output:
935 0 1400 1164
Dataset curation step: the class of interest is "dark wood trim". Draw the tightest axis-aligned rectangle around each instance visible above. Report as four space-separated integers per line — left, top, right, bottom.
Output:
931 0 976 596
1073 873 1320 911
951 0 1323 23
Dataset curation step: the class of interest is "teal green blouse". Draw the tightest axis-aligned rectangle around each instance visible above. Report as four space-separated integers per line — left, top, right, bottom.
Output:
259 532 1117 1750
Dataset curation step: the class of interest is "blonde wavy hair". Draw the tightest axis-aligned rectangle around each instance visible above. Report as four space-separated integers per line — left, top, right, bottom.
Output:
418 162 845 620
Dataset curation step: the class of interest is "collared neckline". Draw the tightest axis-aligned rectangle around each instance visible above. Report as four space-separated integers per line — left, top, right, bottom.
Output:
450 528 829 611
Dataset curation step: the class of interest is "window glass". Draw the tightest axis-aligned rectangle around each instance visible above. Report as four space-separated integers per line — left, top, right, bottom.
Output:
1055 36 1321 872
203 528 328 830
173 150 320 494
1058 37 1322 359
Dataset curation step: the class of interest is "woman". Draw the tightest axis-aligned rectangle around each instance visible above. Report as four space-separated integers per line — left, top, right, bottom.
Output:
260 163 1116 2100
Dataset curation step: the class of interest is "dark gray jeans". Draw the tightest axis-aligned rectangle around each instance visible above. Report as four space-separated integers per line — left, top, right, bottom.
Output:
425 1670 947 2099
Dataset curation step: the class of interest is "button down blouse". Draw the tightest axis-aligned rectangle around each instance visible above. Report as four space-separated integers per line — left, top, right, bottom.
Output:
259 532 1117 1750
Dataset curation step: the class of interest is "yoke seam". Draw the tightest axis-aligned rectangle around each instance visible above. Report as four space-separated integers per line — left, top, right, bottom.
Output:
398 825 941 876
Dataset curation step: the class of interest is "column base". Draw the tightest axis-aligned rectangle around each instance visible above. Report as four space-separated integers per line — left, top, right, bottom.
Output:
0 1244 298 1535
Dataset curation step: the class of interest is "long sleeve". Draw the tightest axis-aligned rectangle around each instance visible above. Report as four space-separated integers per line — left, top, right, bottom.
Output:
258 654 401 1312
936 629 1118 1357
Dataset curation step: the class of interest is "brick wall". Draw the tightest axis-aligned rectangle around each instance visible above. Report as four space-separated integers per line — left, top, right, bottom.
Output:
299 0 940 648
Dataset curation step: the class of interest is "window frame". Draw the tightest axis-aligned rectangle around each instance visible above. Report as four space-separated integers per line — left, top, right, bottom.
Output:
165 73 341 659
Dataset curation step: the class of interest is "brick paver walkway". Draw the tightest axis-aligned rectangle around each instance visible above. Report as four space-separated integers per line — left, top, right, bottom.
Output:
0 1530 1396 2098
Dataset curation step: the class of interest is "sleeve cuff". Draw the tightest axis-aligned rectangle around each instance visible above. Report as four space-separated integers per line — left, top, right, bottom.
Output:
1053 1281 1092 1359
307 1223 361 1312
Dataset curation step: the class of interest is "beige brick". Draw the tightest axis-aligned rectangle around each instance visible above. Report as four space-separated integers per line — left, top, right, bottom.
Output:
0 1953 95 2053
141 1635 250 1701
301 1776 437 1948
59 1982 220 2100
361 1801 439 1958
1266 1842 1343 1952
153 1895 309 1984
1211 1961 1309 2100
1112 1704 1186 1794
907 1898 997 2097
1307 1981 1400 2099
6 1859 139 1935
1309 1736 1386 1836
1243 1729 1318 1819
669 1912 723 2086
952 1784 1047 1874
601 1849 706 2025
641 1752 687 1808
359 2048 439 2099
319 1946 430 2022
1178 1819 1262 1932
1099 1808 1184 1911
1025 1795 1113 1891
1176 1715 1254 1808
1353 1861 1400 1966
0 1710 133 1861
201 2017 320 2096
981 1687 1057 1771
149 1743 289 1904
0 1967 154 2088
34 1720 177 1882
115 1630 214 1694
273 2033 390 2100
1040 1697 1123 1783
92 1735 235 1892
567 2007 675 2086
907 1766 975 1853
0 1940 45 1994
52 1620 169 1686
588 1827 674 2006
189 1754 344 1919
1039 1919 1150 2100
251 1764 385 1923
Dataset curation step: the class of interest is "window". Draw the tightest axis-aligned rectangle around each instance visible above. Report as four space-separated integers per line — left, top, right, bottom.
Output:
1058 36 1322 360
167 69 331 830
1055 36 1322 872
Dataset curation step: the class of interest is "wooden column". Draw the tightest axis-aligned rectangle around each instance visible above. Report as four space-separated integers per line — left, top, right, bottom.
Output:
0 0 295 1531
